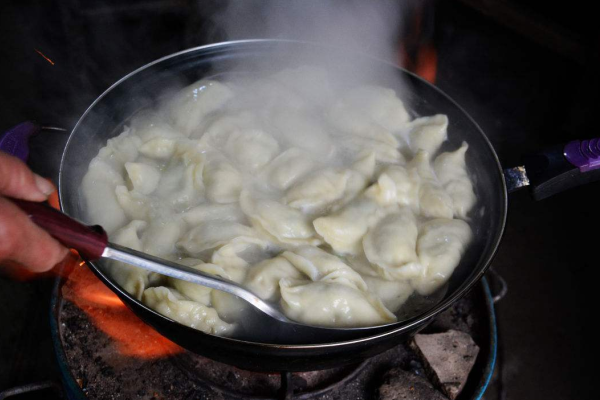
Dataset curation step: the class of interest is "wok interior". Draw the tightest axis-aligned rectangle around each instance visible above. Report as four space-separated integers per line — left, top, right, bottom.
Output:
59 41 506 346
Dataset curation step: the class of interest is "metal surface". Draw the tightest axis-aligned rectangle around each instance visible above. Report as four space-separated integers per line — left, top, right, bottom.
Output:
104 243 292 324
57 39 508 369
503 166 530 193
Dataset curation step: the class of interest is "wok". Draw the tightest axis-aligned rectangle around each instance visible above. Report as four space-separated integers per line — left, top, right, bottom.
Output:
51 39 597 371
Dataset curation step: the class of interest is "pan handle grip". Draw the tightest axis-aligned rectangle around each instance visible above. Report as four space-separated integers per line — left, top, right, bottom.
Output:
521 138 600 200
13 199 108 261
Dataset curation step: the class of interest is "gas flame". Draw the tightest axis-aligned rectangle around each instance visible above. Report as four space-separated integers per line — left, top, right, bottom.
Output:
62 259 183 359
399 4 438 83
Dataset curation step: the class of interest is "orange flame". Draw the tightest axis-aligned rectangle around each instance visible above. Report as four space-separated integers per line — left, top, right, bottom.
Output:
62 261 183 359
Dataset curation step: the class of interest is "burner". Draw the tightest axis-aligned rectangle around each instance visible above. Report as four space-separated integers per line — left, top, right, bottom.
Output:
49 266 497 400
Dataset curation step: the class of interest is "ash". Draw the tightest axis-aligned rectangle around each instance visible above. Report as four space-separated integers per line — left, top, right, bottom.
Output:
58 289 487 400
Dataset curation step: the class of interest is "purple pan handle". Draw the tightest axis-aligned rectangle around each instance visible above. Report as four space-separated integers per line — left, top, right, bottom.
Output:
13 199 108 261
564 138 600 172
0 122 40 161
516 137 600 200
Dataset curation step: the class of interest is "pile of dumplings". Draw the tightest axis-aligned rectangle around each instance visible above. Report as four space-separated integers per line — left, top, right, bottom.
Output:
81 66 476 336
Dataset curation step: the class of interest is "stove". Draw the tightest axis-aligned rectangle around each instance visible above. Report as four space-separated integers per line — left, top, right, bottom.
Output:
47 262 498 400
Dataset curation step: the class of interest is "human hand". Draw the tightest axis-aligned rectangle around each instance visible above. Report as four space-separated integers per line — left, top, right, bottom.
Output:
0 151 69 272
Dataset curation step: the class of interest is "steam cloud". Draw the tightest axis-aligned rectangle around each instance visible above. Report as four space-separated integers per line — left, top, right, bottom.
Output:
212 0 405 64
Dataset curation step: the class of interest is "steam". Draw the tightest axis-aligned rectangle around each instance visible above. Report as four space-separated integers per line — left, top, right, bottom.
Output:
213 0 404 64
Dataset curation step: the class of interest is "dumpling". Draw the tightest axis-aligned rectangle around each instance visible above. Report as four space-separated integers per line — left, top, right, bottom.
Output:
313 197 380 255
169 262 224 305
182 203 246 225
196 111 258 144
433 143 476 218
142 287 235 335
269 110 335 160
177 221 258 256
170 80 234 136
115 186 151 221
81 157 127 234
125 162 161 195
211 236 270 275
337 85 411 132
406 114 448 156
240 190 321 246
105 128 142 166
142 219 185 257
224 129 280 170
210 290 247 323
363 276 414 312
203 158 243 204
329 103 399 146
139 137 177 160
262 148 315 190
134 121 184 142
284 169 351 213
244 257 304 301
153 159 205 210
365 165 421 214
362 209 424 280
413 219 472 295
407 150 454 219
81 128 142 233
279 279 396 327
108 220 149 299
341 135 405 164
281 246 367 291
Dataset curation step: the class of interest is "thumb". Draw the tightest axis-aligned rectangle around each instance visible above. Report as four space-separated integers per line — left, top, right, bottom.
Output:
0 151 55 201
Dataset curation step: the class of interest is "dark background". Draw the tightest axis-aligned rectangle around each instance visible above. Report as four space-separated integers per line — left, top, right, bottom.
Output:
0 0 597 399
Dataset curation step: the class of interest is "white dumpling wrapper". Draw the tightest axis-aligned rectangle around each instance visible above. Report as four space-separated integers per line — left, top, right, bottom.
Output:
407 150 454 219
279 279 396 327
363 209 423 280
115 186 151 221
284 169 351 213
339 85 411 132
170 80 234 136
433 143 476 218
281 246 367 291
240 190 321 246
244 257 304 301
406 114 448 156
363 276 414 312
108 220 148 299
413 219 472 295
182 203 246 226
313 197 380 255
125 162 161 195
224 129 280 171
269 110 335 160
142 219 185 257
177 220 258 255
139 137 177 160
142 287 235 335
203 158 242 204
263 148 315 190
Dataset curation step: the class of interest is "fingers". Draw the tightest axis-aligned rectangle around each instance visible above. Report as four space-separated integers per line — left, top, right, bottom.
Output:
0 197 69 272
0 151 55 201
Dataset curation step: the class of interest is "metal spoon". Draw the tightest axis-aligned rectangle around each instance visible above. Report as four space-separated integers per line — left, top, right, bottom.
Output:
14 199 292 323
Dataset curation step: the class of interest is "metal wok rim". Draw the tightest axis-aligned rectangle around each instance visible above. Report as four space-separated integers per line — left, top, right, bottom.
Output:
58 39 508 349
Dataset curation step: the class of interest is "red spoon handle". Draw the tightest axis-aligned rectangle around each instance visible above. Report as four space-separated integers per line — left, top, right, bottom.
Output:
13 199 108 260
